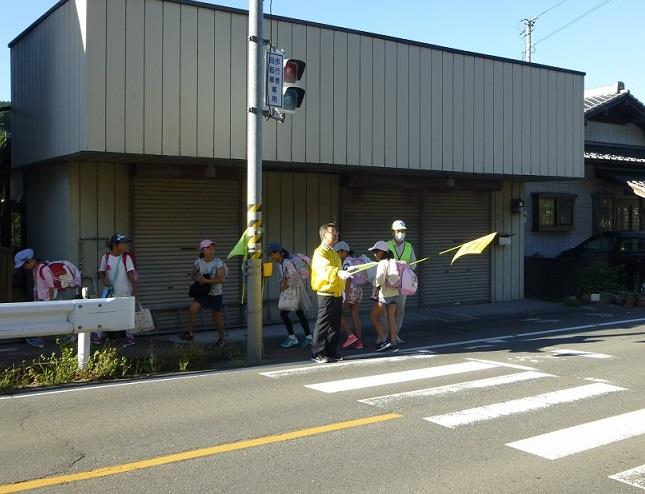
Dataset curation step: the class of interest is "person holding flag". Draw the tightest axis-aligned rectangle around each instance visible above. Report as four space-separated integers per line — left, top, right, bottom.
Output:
387 220 416 342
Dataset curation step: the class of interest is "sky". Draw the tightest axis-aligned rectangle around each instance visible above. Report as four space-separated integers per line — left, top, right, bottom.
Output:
1 0 643 102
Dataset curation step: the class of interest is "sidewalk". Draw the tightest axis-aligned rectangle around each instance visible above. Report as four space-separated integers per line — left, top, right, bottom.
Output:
1 299 643 371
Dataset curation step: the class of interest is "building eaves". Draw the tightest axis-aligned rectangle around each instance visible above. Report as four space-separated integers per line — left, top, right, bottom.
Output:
585 151 645 165
8 0 585 77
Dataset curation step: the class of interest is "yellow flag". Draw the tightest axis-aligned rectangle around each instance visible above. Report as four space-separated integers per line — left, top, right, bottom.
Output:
448 232 497 265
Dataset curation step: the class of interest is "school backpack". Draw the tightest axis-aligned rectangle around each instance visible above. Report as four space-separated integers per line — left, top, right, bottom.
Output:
103 252 139 281
38 261 82 290
344 255 371 286
385 259 418 296
291 253 312 280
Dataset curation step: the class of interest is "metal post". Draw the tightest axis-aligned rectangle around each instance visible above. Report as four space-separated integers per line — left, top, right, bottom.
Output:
246 0 264 363
523 18 535 62
77 333 90 370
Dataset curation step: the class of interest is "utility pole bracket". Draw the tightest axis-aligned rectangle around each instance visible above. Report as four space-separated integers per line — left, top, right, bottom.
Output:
249 35 271 45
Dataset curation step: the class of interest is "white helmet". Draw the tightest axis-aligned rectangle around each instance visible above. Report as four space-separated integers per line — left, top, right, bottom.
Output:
391 220 407 231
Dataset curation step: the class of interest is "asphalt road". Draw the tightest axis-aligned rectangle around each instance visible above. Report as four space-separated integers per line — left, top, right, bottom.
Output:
1 319 644 493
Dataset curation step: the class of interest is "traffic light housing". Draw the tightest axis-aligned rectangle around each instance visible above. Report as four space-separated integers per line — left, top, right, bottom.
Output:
282 59 306 112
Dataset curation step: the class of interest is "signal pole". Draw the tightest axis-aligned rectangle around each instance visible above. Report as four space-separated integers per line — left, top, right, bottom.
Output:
246 0 264 363
522 17 536 62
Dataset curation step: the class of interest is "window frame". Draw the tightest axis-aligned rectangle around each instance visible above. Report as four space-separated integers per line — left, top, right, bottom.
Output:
532 193 577 232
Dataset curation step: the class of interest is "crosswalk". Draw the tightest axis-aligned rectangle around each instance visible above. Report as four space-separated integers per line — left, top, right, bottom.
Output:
260 352 644 490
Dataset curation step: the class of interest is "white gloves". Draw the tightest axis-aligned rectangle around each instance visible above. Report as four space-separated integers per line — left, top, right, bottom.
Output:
338 270 351 281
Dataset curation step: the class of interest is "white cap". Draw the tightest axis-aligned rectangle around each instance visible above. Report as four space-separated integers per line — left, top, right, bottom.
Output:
334 241 351 252
391 220 407 231
368 240 389 252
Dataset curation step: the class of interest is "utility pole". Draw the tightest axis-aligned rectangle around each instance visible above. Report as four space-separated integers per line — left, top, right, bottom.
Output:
522 17 536 62
246 0 264 363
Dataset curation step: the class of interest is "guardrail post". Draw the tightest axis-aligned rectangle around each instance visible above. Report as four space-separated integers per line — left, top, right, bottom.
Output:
77 333 90 370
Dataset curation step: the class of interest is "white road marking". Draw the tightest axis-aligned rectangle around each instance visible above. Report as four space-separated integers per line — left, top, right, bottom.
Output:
506 408 645 460
0 347 19 353
359 371 554 408
465 358 538 371
305 361 499 394
425 383 625 428
610 464 645 490
259 354 438 378
549 348 613 359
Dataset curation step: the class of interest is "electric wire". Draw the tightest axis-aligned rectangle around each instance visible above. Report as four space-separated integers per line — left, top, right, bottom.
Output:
534 0 614 46
534 0 571 20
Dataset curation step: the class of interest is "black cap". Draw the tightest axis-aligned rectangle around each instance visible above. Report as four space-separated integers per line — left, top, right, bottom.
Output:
109 233 130 245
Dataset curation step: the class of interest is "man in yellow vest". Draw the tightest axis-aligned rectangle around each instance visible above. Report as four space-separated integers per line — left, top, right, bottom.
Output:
310 223 351 363
387 220 417 342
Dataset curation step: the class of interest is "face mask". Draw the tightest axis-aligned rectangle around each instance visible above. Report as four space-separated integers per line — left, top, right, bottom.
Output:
394 232 406 242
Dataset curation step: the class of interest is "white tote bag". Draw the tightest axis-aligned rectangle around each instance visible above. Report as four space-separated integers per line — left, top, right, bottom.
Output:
132 302 156 335
278 287 299 312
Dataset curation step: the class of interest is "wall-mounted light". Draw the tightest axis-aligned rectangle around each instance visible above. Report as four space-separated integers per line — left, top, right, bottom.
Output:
511 198 525 215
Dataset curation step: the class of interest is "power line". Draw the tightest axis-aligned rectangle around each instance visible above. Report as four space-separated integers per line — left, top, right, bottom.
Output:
534 0 614 46
534 0 571 20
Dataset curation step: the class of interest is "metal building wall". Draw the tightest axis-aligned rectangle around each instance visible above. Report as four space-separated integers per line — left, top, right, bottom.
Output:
490 181 525 301
12 0 585 178
585 122 645 147
10 0 87 167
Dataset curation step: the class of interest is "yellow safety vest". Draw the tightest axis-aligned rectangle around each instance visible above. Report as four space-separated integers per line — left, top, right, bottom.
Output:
387 240 412 262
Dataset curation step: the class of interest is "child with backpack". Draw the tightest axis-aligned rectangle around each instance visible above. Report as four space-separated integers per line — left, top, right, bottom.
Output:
334 241 364 350
95 233 139 346
13 248 82 348
367 240 400 352
267 242 313 348
180 239 228 347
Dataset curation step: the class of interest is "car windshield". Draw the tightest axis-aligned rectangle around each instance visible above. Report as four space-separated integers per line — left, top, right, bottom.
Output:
581 237 613 253
617 237 645 253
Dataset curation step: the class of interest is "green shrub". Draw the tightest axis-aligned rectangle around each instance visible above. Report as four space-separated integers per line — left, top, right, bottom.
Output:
574 264 626 295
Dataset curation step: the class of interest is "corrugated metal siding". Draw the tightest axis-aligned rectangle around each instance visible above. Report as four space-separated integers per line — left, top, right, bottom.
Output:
422 191 491 306
262 171 340 323
11 0 86 167
11 0 584 178
132 178 242 330
490 181 524 301
585 122 645 147
339 187 421 308
25 164 72 262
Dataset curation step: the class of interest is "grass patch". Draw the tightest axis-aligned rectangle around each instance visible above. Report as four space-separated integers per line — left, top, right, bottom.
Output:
0 340 246 394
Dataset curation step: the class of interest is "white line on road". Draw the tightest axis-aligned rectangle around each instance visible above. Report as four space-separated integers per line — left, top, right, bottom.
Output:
506 408 645 460
305 361 499 394
610 464 645 490
359 371 554 408
465 358 538 371
259 354 438 378
549 348 613 359
425 383 625 428
0 347 19 353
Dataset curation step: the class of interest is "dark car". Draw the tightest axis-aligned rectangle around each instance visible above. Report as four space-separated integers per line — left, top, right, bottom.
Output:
558 231 645 289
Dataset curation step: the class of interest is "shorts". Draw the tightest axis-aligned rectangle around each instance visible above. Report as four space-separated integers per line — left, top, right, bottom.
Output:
379 293 401 306
194 294 223 312
343 284 363 305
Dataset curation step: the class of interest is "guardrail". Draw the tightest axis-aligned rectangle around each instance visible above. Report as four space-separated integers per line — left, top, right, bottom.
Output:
0 297 135 369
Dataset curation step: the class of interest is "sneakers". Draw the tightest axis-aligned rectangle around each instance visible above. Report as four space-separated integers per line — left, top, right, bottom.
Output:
300 335 313 347
122 334 136 347
341 334 358 349
395 335 405 344
375 339 393 352
90 333 104 345
352 340 364 349
311 355 330 364
281 335 299 348
329 354 344 362
25 337 44 349
215 337 228 348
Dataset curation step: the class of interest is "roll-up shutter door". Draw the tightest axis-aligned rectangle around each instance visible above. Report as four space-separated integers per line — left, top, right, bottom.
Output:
340 187 420 309
422 191 491 306
133 178 242 329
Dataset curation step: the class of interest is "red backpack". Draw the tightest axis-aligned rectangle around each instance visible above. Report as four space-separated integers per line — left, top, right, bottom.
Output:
38 261 82 290
102 252 139 281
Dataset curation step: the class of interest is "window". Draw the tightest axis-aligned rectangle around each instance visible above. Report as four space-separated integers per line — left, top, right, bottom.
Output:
533 193 576 232
582 237 613 253
617 237 645 253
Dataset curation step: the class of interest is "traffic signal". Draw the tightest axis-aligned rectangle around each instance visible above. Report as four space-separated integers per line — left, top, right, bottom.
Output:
282 59 306 112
